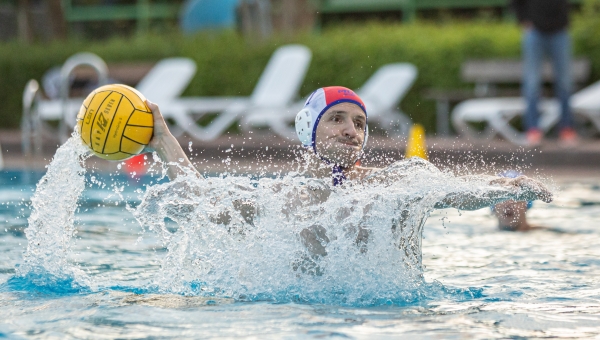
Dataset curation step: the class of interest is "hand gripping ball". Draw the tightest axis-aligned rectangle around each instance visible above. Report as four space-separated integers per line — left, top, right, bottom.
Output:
76 84 154 161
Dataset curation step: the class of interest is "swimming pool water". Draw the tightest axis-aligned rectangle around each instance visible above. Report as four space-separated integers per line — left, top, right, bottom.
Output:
1 168 599 339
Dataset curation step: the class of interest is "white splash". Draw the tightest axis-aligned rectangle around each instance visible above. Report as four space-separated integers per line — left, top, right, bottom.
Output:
16 137 538 304
17 136 91 290
134 157 519 305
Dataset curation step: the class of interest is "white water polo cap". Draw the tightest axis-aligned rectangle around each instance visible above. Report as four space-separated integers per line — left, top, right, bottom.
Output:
295 86 368 154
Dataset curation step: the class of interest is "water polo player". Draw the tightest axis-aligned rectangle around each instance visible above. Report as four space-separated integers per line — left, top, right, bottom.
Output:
143 86 552 209
491 170 546 232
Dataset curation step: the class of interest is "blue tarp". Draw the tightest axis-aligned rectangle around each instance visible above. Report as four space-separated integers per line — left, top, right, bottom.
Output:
180 0 239 34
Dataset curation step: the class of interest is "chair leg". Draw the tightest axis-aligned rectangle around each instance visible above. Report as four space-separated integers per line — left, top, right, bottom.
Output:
21 79 39 158
239 109 298 139
587 113 600 135
435 99 451 137
452 106 521 142
452 110 491 140
21 112 32 158
165 120 185 138
539 101 561 133
174 104 247 141
239 114 261 134
488 116 526 145
172 112 209 140
269 119 296 140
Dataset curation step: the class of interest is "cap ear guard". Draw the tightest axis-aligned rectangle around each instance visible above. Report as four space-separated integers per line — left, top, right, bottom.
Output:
295 108 313 147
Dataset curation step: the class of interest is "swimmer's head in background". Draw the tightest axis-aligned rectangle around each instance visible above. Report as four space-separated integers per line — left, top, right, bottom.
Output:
491 170 534 212
295 86 368 158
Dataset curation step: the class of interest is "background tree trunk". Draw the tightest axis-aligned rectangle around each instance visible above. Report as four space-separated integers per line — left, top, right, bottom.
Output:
238 0 273 40
17 0 33 43
48 0 67 40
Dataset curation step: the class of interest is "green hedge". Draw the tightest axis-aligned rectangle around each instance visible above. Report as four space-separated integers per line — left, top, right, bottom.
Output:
1 6 599 131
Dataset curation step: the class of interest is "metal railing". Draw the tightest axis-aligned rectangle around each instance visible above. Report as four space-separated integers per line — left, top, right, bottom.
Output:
58 52 109 141
317 0 584 22
62 0 181 34
21 52 109 156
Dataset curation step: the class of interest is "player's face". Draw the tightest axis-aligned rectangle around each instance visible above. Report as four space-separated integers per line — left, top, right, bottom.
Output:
493 200 528 230
315 103 366 167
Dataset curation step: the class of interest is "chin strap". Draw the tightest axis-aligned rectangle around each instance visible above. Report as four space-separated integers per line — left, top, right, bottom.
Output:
309 145 358 186
332 164 346 186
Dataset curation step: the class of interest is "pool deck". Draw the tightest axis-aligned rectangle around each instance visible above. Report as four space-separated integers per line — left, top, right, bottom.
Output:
1 129 598 180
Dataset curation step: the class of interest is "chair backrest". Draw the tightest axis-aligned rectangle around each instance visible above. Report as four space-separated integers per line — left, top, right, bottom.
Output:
136 58 197 105
462 58 591 84
357 63 418 116
250 44 312 107
572 80 600 111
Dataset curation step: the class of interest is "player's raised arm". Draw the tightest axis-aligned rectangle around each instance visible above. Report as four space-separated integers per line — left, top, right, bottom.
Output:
434 175 552 211
144 100 201 181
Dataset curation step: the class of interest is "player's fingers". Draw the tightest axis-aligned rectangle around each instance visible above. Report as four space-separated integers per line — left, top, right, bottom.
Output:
519 177 553 203
145 100 170 132
538 186 553 203
146 100 162 119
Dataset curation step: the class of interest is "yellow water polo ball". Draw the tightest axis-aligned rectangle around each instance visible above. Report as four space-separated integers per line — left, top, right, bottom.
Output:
76 84 154 161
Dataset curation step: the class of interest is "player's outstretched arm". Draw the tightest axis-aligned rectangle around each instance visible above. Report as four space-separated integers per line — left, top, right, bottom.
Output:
435 175 553 210
145 100 201 181
489 175 553 203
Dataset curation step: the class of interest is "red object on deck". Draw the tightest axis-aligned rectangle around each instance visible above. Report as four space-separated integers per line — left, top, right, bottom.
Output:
124 153 147 177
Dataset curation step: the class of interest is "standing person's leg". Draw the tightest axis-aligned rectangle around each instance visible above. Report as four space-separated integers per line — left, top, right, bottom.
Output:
549 29 576 141
522 29 544 143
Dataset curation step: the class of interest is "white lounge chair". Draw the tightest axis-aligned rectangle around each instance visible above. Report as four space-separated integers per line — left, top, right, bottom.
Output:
452 79 600 145
570 80 600 133
22 54 199 147
452 97 559 145
240 63 417 139
357 63 417 137
169 44 312 141
134 57 199 136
